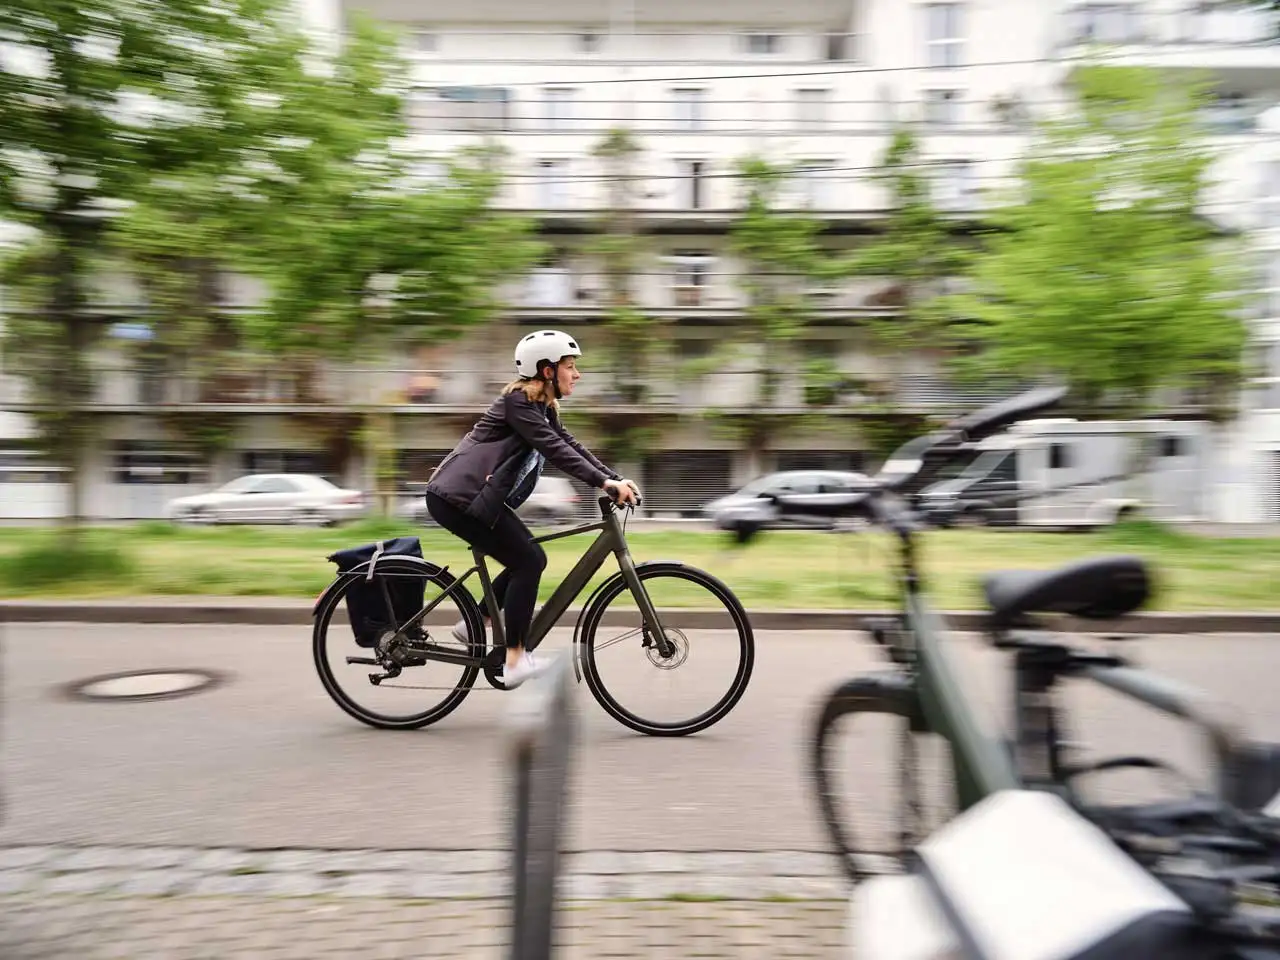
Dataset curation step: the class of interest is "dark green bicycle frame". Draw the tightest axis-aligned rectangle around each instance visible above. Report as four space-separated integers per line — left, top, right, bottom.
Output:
854 516 1241 814
387 497 673 661
890 524 1020 810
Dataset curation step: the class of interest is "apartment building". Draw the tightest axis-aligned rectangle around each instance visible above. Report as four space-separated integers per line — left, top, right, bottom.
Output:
2 0 1279 519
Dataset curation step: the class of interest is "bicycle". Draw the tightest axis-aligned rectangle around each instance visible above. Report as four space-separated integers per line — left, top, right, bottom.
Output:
311 492 755 737
731 385 1278 886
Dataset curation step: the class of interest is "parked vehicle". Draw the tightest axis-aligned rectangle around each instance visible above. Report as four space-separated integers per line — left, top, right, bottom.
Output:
166 474 366 526
916 418 1211 529
701 470 870 532
397 475 581 526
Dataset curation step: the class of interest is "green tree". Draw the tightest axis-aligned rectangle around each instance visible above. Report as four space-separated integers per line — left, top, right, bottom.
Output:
954 64 1250 417
727 156 838 407
592 126 659 405
103 11 324 405
844 127 973 347
0 0 315 533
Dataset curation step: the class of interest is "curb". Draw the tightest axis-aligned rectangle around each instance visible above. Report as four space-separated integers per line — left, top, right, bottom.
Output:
1 601 1278 633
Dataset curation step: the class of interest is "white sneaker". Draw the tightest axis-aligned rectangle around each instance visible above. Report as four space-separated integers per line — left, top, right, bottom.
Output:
451 619 470 644
501 651 548 689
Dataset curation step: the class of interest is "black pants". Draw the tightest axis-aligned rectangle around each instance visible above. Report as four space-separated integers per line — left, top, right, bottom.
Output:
425 492 547 650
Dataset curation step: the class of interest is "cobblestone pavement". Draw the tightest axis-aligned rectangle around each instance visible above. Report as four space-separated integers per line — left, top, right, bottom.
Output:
0 845 849 958
0 894 847 959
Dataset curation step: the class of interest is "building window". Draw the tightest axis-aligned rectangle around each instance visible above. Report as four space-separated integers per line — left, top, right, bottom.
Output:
923 89 962 126
796 161 837 209
576 31 603 53
824 32 852 61
527 250 574 307
111 441 208 485
543 87 575 130
1264 255 1280 317
408 86 512 133
676 160 707 209
1071 3 1143 44
925 3 965 68
0 443 65 484
743 32 783 54
668 250 712 307
932 159 977 211
672 88 706 130
536 159 571 209
1259 340 1280 409
242 450 336 483
795 89 831 131
1263 161 1280 228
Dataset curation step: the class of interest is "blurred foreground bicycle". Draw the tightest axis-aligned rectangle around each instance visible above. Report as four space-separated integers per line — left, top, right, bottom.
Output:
733 387 1280 901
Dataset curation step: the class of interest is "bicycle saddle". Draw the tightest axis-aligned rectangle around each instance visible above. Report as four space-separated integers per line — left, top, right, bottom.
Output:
983 554 1152 629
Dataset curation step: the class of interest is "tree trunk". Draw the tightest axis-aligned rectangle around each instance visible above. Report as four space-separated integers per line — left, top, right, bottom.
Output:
51 236 93 543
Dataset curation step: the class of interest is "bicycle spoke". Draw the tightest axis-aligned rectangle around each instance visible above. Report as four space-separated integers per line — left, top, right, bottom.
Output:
590 626 643 652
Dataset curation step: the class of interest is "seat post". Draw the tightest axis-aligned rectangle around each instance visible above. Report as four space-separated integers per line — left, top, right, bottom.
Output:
1010 636 1074 790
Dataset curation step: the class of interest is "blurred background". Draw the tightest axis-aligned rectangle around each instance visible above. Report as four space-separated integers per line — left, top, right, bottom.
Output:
5 2 1280 958
2 0 1279 535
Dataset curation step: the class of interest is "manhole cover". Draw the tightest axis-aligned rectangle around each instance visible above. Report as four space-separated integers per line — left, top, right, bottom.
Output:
63 669 228 703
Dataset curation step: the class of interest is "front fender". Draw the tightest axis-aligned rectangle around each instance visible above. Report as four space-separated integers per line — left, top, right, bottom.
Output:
311 555 450 618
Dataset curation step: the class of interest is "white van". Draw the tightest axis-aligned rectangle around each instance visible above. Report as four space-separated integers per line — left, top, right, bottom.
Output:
917 418 1212 529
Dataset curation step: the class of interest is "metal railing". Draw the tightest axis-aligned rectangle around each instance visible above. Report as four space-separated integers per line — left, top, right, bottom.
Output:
2 364 1020 413
1061 3 1280 48
507 654 576 960
396 27 861 63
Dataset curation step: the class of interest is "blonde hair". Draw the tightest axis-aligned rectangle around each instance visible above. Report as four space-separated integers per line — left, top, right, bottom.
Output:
502 377 559 413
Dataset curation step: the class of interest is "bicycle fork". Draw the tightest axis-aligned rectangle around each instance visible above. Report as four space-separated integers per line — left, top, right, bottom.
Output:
616 550 676 659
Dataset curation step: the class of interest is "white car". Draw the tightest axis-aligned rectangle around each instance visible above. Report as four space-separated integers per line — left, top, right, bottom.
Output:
166 474 367 526
398 475 582 526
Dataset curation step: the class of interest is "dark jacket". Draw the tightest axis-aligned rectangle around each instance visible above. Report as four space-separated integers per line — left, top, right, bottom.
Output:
425 390 621 527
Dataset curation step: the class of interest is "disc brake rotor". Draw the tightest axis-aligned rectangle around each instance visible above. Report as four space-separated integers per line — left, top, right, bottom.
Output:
646 627 689 669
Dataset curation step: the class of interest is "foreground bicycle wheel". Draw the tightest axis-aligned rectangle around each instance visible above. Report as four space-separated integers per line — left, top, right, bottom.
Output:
578 563 754 736
313 557 486 730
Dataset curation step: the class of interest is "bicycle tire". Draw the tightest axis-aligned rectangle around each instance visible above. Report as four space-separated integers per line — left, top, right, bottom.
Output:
313 557 485 730
579 563 754 737
810 671 922 884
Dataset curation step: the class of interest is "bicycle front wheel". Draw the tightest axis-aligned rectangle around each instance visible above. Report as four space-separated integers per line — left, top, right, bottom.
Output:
579 563 754 736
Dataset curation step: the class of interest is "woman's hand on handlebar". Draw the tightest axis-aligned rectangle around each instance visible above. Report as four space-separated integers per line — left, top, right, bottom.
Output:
603 478 641 507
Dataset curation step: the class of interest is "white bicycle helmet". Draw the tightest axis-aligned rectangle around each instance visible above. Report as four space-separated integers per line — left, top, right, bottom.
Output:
514 329 581 381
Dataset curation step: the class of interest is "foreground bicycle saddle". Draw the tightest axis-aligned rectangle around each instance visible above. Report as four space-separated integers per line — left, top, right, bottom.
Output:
982 554 1153 630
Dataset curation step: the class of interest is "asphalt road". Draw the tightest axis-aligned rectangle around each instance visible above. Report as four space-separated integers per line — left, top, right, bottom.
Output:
2 623 1279 854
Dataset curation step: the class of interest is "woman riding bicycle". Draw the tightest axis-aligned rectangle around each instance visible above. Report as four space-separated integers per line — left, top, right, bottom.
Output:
425 329 641 688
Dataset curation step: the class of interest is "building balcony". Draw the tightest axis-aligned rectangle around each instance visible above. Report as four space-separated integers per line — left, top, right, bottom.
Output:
0 359 1022 417
404 95 1036 139
1060 3 1280 89
342 18 863 66
502 270 907 317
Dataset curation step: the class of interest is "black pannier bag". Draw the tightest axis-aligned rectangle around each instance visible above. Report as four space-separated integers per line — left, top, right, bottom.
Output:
327 537 426 648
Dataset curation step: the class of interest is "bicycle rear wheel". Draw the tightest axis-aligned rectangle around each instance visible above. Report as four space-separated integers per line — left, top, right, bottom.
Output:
579 562 754 736
313 557 485 730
